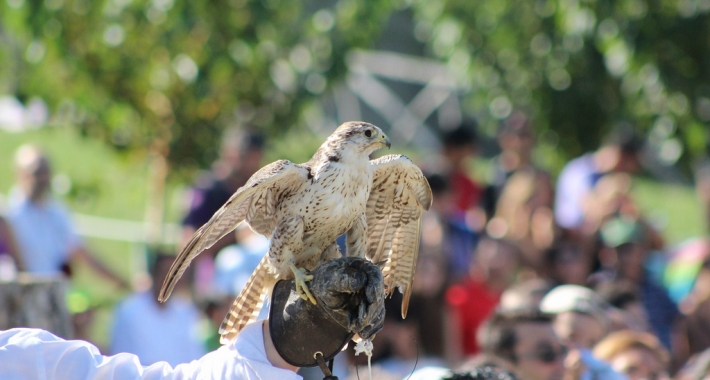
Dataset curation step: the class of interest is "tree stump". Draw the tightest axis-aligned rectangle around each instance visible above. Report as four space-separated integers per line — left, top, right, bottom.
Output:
0 275 74 338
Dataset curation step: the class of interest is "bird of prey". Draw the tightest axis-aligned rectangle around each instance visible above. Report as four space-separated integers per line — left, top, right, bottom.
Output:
158 121 432 343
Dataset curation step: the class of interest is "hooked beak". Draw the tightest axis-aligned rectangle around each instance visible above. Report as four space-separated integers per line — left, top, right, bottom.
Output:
381 134 391 149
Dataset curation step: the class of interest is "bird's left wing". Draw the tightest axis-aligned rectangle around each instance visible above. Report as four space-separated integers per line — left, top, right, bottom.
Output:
158 160 309 302
365 154 432 318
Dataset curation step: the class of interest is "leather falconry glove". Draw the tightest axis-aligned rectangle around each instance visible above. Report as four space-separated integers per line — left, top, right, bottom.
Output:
269 256 386 370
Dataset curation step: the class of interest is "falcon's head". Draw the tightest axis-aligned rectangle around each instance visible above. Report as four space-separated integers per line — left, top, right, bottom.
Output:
327 121 391 157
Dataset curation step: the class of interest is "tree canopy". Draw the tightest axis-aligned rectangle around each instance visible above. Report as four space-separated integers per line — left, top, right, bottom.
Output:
1 0 393 169
2 0 710 175
409 0 710 174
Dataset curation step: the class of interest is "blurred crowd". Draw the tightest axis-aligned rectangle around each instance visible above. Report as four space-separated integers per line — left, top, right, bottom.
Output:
3 115 710 380
361 113 710 380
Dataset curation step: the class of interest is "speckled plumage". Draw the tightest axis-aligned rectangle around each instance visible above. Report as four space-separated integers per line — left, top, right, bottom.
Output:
158 121 432 343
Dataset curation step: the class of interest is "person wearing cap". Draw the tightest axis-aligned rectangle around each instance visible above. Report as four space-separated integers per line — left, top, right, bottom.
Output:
0 257 385 380
540 285 627 380
595 216 679 350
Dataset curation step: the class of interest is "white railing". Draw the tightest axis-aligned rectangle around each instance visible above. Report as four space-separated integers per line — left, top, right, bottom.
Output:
73 213 181 245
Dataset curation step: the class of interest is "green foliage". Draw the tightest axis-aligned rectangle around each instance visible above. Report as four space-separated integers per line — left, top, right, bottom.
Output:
1 0 393 171
409 0 710 171
4 0 710 173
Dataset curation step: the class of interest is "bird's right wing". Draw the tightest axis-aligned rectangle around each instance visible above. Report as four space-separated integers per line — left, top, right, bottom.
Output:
158 160 309 302
365 154 432 318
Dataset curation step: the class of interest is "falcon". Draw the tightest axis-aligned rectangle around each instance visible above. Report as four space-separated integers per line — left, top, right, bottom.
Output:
158 121 432 343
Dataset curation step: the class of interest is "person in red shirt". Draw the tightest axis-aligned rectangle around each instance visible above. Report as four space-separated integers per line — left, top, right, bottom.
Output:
446 237 521 359
441 124 483 214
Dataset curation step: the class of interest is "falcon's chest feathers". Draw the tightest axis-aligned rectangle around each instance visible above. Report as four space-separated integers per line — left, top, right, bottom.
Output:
314 157 372 215
299 148 373 233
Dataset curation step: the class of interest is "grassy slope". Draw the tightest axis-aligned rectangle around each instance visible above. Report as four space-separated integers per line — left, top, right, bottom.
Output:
632 177 706 245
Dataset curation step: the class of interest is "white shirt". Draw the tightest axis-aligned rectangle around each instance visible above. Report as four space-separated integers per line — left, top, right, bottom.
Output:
554 154 597 229
110 291 206 366
0 322 302 380
7 192 80 274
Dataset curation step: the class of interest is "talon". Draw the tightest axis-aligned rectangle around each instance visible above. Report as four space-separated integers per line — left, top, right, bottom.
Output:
289 264 317 304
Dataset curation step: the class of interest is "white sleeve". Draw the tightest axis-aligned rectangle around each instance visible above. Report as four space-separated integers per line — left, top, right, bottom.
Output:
0 325 302 380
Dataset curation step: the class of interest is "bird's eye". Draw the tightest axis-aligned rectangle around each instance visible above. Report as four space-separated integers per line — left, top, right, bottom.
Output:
364 129 372 138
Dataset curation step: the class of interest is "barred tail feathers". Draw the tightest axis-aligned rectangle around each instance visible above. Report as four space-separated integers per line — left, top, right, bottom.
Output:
218 255 272 344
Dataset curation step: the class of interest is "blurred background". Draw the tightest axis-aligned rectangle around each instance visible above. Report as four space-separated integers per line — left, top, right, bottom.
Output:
2 0 710 378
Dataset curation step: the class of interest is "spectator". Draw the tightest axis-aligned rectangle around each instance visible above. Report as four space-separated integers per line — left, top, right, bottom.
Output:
6 145 127 287
499 278 553 312
545 240 594 286
665 238 710 307
554 128 643 232
540 285 626 380
674 258 710 367
441 365 519 380
593 330 670 380
440 123 483 215
595 280 651 333
423 173 478 282
595 216 679 349
210 224 270 298
661 164 710 307
110 253 206 366
446 237 521 357
483 111 540 218
181 128 265 297
182 128 264 249
409 253 449 358
351 291 446 380
579 172 634 235
487 168 556 276
374 311 436 378
477 309 565 380
676 347 710 380
0 214 24 274
541 285 609 349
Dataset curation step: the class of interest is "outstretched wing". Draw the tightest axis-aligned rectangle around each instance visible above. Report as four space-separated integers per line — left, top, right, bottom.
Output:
158 160 309 302
365 154 432 318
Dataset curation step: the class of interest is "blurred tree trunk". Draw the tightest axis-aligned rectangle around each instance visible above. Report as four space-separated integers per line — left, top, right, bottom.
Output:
0 276 74 338
144 137 170 248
